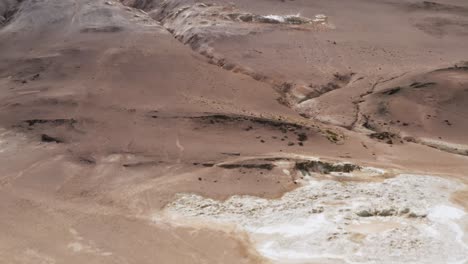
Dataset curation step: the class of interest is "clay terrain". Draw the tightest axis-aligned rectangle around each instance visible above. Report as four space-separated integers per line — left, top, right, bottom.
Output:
0 0 468 263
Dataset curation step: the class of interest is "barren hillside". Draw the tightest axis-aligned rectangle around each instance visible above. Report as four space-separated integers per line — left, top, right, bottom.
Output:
1 0 467 263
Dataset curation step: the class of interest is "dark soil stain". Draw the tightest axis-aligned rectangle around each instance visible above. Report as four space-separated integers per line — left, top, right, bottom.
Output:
78 156 96 165
408 1 468 14
218 163 275 170
41 134 63 143
221 152 241 156
23 118 77 127
81 26 123 33
410 82 436 88
123 161 162 168
383 87 401 95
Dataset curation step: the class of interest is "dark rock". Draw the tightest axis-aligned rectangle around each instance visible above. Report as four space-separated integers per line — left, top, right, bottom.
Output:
41 134 63 143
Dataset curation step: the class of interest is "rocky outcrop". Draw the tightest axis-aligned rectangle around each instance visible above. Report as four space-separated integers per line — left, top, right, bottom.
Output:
0 0 22 26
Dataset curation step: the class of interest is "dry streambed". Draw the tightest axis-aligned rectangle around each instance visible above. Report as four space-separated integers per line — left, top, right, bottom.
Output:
158 161 468 264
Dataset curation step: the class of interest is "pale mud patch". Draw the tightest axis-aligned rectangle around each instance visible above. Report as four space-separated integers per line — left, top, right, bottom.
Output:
160 174 468 264
67 228 113 257
0 128 28 153
258 14 328 25
418 137 468 156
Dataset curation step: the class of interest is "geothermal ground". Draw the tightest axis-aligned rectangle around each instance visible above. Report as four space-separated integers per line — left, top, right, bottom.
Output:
1 0 468 263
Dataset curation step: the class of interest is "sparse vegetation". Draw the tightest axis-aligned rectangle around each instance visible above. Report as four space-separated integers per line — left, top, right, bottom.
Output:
295 160 360 175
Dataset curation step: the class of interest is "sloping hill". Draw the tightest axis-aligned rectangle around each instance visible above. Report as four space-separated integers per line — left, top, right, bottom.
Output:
1 1 468 264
